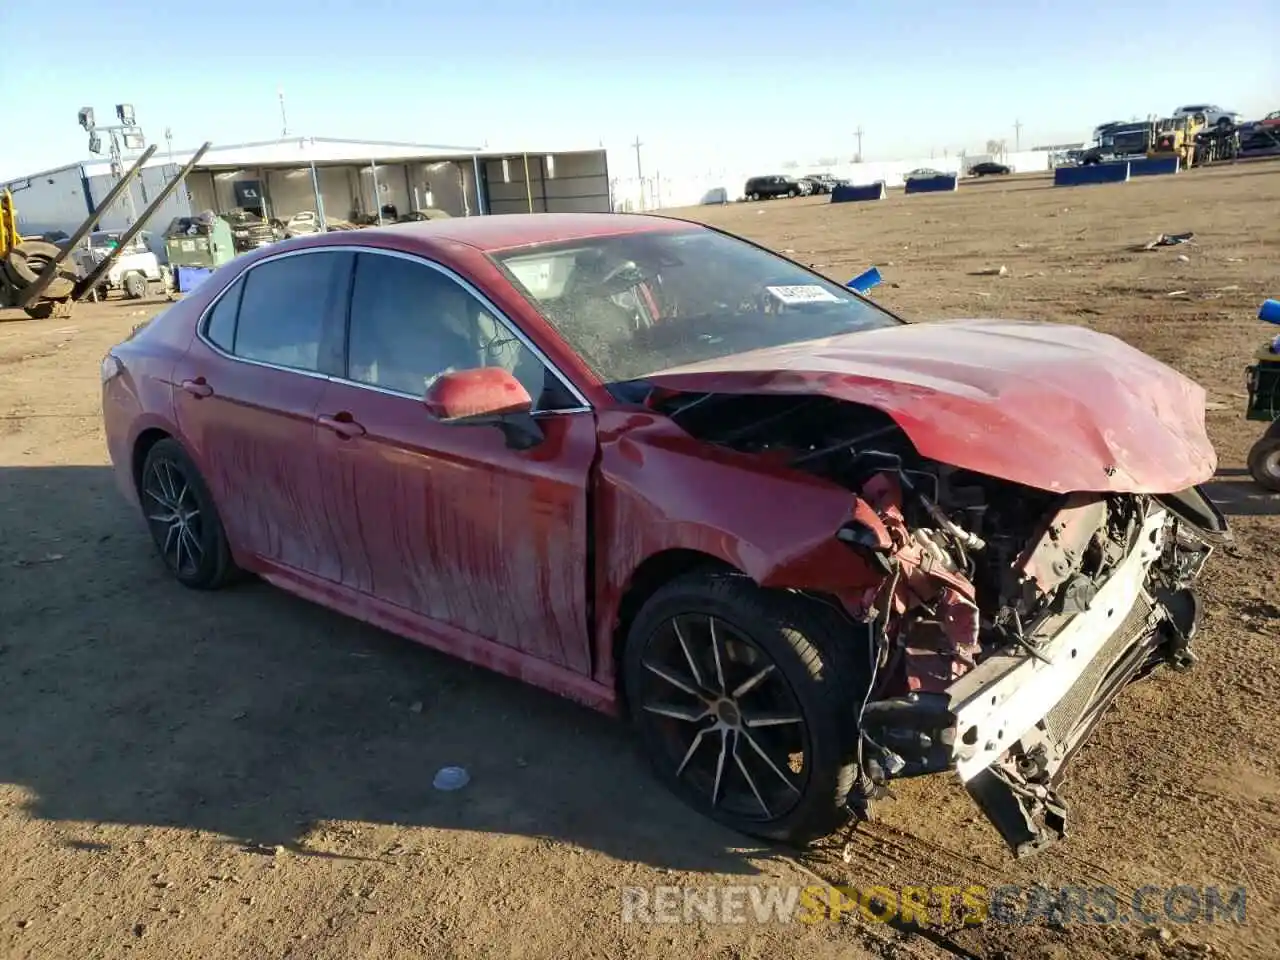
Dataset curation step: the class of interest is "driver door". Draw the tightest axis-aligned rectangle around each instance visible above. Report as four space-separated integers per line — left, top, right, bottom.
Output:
312 250 598 674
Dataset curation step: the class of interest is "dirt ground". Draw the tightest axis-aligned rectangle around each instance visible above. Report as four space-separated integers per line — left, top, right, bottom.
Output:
1 163 1277 960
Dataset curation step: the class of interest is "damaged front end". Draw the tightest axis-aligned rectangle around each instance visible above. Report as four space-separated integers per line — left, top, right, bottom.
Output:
652 390 1225 857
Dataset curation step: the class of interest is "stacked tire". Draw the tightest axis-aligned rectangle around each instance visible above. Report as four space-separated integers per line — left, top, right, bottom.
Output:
2 241 78 319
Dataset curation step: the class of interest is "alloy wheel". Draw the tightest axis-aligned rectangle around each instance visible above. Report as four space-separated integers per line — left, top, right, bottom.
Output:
143 458 205 577
638 614 809 821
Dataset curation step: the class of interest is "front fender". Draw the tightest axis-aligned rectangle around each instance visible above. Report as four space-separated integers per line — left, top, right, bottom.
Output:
592 410 882 686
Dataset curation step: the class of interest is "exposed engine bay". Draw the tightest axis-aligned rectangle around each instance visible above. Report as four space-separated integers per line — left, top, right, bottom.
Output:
653 389 1225 855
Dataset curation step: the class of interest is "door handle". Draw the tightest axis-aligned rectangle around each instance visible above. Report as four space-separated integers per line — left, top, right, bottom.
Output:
317 413 366 439
180 377 213 398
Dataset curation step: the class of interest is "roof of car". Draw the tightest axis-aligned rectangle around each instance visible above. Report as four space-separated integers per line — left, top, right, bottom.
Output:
361 212 692 253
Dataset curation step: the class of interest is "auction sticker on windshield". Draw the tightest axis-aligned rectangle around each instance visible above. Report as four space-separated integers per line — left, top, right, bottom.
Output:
766 285 842 305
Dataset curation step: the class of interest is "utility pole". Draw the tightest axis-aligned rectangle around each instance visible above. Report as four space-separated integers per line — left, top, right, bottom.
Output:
632 136 644 210
278 87 289 138
854 126 864 162
1014 119 1023 152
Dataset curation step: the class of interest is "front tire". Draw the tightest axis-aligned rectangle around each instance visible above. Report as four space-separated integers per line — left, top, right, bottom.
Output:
139 438 239 589
624 570 864 845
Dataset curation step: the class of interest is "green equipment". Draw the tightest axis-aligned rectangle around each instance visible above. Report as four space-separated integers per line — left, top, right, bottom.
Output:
163 213 236 270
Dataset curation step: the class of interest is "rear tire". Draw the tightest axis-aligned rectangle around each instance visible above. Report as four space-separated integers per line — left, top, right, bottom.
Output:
139 438 240 589
624 569 865 846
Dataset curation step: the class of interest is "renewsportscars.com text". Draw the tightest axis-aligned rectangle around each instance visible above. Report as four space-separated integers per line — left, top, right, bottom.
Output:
620 883 1248 927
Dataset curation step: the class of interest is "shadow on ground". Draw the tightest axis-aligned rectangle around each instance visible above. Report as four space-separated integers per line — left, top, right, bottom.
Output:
1203 474 1280 517
0 465 762 875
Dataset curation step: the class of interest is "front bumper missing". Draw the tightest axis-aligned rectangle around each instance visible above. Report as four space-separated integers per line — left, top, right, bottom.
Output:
946 507 1191 856
861 507 1205 857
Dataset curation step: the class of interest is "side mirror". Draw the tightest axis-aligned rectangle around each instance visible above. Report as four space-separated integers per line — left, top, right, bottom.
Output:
424 367 543 450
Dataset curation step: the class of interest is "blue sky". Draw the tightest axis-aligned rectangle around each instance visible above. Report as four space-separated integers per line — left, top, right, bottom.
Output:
1 0 1276 180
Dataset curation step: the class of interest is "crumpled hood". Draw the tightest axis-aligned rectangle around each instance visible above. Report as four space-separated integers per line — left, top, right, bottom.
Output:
645 318 1216 493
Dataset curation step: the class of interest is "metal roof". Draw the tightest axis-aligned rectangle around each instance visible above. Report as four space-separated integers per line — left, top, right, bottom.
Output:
79 136 604 176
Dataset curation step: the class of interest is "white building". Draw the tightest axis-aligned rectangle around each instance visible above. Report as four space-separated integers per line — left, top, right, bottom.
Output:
2 136 613 248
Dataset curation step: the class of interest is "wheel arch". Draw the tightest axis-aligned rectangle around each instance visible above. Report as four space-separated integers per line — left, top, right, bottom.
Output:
131 427 173 495
608 548 740 708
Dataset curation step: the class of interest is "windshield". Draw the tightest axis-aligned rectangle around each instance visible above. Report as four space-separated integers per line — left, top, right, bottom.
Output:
491 227 899 383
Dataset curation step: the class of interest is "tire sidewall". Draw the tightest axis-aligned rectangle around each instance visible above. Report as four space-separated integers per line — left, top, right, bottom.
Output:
623 572 859 843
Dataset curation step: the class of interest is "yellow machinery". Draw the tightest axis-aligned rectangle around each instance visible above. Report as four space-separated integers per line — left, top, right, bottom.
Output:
1149 113 1206 167
0 189 19 259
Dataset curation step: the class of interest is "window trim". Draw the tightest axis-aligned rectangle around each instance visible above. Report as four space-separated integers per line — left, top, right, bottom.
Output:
196 245 592 414
196 247 349 381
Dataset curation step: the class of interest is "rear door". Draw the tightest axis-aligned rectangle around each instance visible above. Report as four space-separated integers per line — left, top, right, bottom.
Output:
311 249 598 673
173 249 352 574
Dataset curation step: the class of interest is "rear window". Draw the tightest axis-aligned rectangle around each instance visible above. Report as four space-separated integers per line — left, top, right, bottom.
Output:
204 278 242 351
207 251 350 371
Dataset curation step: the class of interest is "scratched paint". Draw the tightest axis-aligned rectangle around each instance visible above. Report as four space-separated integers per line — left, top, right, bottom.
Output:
311 379 596 675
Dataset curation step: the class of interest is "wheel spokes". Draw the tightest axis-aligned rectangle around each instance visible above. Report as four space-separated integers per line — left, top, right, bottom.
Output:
643 701 710 723
732 735 771 818
740 728 801 795
711 729 728 808
708 616 727 696
675 727 713 778
731 663 775 699
642 660 704 699
144 459 203 574
180 523 204 563
671 617 707 692
640 611 808 821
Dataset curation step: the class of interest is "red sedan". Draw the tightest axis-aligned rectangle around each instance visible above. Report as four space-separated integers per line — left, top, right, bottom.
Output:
102 213 1227 856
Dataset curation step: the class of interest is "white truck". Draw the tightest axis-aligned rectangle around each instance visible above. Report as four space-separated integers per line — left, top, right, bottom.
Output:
74 231 169 300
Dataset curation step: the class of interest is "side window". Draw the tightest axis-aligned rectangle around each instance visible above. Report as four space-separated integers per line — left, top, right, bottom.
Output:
204 278 242 351
346 253 570 408
233 251 350 372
